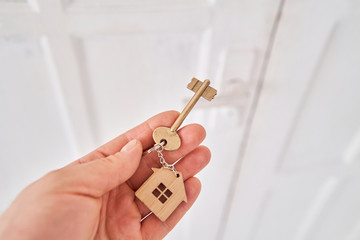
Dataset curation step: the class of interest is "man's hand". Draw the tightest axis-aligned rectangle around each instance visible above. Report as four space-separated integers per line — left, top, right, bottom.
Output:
0 111 211 239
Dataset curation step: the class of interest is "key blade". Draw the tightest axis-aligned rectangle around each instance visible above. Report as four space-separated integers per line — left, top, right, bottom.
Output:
202 86 217 101
187 78 202 91
187 78 217 101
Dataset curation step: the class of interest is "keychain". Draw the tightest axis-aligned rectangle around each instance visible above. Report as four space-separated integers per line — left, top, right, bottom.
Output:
135 78 217 222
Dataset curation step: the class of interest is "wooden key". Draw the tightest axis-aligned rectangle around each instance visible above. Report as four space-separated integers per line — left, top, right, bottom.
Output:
153 78 217 150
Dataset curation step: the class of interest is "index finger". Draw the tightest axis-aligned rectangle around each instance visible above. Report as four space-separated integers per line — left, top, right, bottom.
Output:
75 111 180 164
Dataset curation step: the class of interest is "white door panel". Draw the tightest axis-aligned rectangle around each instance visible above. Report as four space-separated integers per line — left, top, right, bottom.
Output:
79 32 203 143
223 0 360 239
0 36 76 210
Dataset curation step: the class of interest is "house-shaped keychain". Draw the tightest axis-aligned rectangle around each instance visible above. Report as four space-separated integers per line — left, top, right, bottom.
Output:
135 167 187 221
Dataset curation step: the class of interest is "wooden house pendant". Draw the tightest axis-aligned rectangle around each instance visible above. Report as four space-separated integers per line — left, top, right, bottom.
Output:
135 167 187 222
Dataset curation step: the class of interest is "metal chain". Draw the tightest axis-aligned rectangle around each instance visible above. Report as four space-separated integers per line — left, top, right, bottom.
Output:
147 142 178 177
145 141 165 155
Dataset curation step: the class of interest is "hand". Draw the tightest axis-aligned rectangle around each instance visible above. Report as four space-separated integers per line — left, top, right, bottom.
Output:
0 111 211 239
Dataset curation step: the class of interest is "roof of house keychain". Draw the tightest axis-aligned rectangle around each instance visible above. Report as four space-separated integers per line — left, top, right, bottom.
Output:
135 78 217 222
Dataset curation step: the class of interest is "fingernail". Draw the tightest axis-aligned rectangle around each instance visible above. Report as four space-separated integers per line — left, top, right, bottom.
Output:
121 139 137 152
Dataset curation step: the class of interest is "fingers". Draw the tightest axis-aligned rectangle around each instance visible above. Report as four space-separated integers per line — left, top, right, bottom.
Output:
160 123 207 164
141 177 201 239
52 140 143 197
135 145 210 215
74 111 180 164
128 123 206 190
172 146 211 180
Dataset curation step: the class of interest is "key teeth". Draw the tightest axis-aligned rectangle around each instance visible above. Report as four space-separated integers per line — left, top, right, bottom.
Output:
202 86 217 101
187 77 217 101
187 78 200 91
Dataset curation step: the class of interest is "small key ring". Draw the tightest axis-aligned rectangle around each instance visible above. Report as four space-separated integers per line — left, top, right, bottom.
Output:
144 141 165 155
156 143 178 177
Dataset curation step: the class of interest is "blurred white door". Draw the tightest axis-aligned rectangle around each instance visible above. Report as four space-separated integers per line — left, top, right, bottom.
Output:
1 0 360 240
220 0 360 240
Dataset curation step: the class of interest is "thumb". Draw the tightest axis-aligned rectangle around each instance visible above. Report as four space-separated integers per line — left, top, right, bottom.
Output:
57 139 143 197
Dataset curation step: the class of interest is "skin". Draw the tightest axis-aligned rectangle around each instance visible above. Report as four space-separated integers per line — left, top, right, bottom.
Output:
0 111 211 239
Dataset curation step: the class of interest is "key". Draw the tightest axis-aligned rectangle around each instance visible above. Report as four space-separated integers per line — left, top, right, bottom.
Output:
153 78 217 150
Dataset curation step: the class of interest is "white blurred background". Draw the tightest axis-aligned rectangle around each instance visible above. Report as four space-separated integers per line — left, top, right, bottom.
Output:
1 0 360 239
